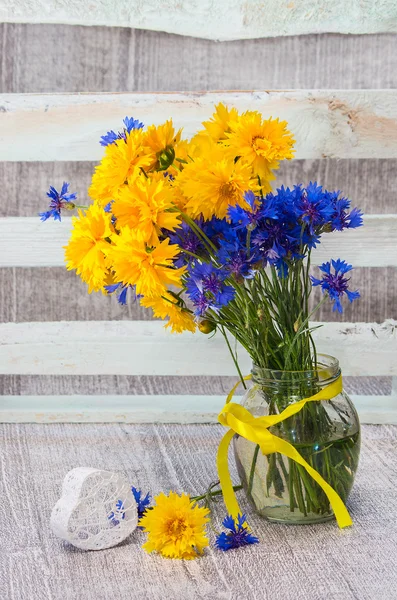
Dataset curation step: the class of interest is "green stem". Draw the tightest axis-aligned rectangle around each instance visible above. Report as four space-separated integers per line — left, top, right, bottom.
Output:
177 208 218 253
220 325 247 389
190 485 243 503
247 444 260 497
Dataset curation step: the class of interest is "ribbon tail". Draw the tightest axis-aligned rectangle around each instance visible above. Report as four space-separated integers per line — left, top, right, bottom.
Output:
273 437 353 529
217 429 241 519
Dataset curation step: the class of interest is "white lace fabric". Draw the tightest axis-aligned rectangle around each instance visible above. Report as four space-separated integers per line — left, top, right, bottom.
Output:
50 468 138 550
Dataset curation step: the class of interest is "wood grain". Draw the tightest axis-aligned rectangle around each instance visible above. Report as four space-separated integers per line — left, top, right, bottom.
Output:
2 214 394 268
0 374 392 397
0 23 396 413
0 266 395 324
0 320 396 377
1 159 396 217
2 26 397 94
310 267 397 323
1 422 397 600
1 1 397 40
2 90 397 161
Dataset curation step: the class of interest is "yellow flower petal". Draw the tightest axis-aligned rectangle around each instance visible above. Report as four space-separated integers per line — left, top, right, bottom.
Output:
89 129 154 206
112 177 181 245
142 119 182 171
200 102 239 142
140 491 209 560
177 144 255 220
64 205 112 293
225 112 295 180
140 292 196 334
106 228 185 297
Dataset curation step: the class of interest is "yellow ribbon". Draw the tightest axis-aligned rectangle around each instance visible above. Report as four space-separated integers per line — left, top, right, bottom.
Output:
217 374 352 528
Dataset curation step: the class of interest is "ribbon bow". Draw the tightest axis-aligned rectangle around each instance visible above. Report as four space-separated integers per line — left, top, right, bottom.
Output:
217 375 352 528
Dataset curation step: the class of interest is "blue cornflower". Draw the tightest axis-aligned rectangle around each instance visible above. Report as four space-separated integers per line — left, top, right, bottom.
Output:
331 198 363 231
108 499 126 527
228 190 278 230
39 182 77 222
272 184 301 222
168 221 205 267
190 292 214 317
123 116 144 133
294 181 335 233
252 222 290 261
108 488 151 527
345 207 364 228
100 116 144 146
311 259 360 313
103 200 117 225
228 190 258 229
289 224 320 250
104 200 114 213
215 514 259 551
201 216 230 241
100 130 119 147
105 282 139 305
217 235 257 280
185 262 235 316
131 487 151 521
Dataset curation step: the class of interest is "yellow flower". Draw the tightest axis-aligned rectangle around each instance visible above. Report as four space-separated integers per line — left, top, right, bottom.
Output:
172 139 190 163
186 132 214 160
201 103 239 142
178 144 255 220
169 183 189 211
89 130 154 206
140 491 209 559
106 227 185 297
112 177 181 245
143 119 182 171
165 138 191 177
141 293 196 333
225 112 295 181
64 204 112 293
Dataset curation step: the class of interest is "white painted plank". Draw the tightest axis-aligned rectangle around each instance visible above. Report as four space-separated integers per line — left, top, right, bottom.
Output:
0 215 395 269
1 1 396 41
0 320 396 377
0 394 395 425
1 91 397 161
0 395 228 424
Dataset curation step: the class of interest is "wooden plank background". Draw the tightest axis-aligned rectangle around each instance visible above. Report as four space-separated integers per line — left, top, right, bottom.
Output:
2 90 397 161
1 321 396 377
3 214 396 268
2 1 397 40
0 23 396 399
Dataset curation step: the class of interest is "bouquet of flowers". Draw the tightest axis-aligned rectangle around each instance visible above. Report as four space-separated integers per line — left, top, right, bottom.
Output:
42 104 363 556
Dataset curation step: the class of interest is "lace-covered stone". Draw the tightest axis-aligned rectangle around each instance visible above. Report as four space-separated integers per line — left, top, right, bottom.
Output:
50 468 138 550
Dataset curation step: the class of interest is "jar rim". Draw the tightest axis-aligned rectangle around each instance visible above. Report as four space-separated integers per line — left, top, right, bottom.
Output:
251 354 340 383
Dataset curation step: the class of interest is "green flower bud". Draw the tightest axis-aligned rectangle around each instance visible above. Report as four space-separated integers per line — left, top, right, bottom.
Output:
158 147 175 171
198 320 216 334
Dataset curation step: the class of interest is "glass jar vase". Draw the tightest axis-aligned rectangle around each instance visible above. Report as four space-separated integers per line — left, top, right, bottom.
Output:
233 355 360 524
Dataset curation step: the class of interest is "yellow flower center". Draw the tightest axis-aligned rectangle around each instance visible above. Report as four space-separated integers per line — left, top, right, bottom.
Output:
252 135 272 155
219 182 235 200
166 517 187 538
